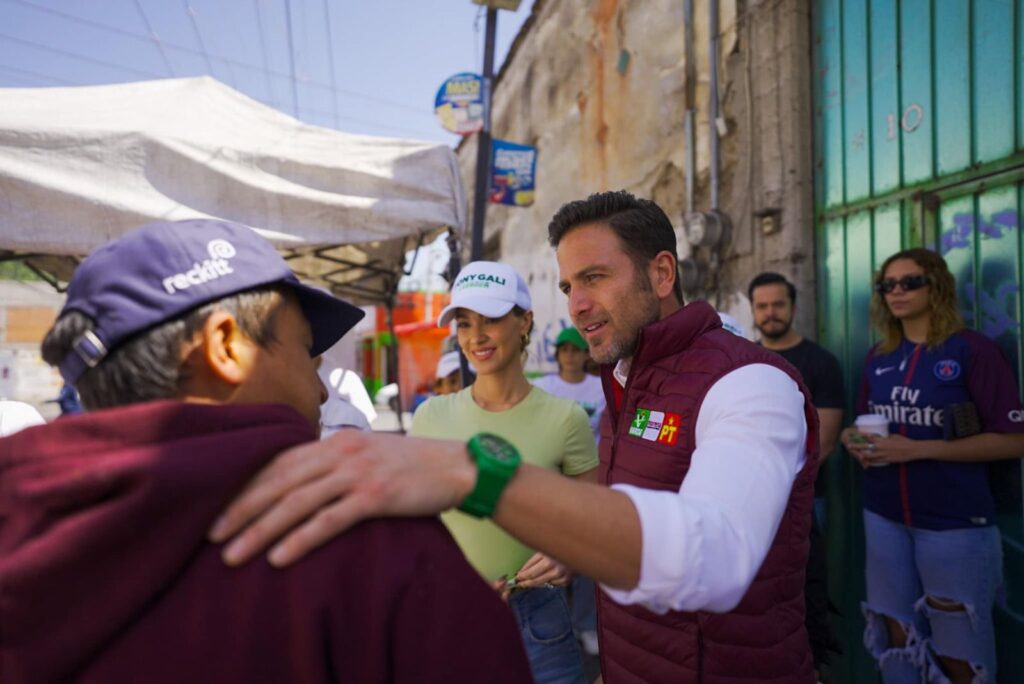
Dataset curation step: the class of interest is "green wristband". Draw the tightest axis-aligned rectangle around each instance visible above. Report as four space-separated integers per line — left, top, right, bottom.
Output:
458 433 521 518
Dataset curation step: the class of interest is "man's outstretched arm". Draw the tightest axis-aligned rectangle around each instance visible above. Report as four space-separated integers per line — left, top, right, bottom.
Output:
210 364 805 607
208 430 643 589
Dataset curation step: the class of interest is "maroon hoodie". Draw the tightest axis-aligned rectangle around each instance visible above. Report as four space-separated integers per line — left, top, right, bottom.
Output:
0 401 532 683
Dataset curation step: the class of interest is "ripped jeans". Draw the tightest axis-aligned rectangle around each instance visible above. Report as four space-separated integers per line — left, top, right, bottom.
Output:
862 510 1003 684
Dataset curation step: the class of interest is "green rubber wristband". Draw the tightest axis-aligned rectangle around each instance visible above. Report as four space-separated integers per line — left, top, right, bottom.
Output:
458 433 521 518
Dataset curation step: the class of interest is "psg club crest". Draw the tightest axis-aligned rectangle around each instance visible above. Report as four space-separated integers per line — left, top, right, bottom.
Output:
934 359 961 381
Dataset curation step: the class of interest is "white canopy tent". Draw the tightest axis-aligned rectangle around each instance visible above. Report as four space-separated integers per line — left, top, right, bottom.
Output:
0 76 465 304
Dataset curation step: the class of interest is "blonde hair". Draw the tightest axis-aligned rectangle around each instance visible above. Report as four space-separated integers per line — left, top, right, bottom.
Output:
870 248 964 354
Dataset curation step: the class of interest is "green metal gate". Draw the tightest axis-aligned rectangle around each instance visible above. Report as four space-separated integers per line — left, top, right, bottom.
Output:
813 0 1024 681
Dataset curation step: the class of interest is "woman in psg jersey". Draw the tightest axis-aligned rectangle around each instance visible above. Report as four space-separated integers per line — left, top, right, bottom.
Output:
841 248 1024 684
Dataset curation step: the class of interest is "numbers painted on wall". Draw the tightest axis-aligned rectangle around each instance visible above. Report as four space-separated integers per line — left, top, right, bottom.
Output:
849 104 926 151
886 104 924 140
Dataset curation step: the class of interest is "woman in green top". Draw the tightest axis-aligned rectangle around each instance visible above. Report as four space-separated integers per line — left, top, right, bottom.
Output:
412 260 598 684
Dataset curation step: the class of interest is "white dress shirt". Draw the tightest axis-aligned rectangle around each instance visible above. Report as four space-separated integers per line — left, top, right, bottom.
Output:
601 363 807 614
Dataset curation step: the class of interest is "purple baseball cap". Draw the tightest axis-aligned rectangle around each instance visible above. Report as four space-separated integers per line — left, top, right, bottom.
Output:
57 219 365 384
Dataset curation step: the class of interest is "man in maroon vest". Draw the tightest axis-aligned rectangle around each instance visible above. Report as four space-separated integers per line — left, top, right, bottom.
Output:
213 192 820 684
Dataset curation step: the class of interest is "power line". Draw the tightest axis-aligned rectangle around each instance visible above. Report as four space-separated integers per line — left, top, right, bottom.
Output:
0 0 428 114
0 1 444 138
0 64 78 86
0 31 163 80
282 0 300 117
250 0 276 103
321 0 339 129
134 0 174 76
187 1 240 88
182 1 216 75
0 63 438 139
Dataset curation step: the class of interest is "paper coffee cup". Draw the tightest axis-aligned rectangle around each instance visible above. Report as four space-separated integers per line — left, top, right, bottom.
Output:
855 414 889 437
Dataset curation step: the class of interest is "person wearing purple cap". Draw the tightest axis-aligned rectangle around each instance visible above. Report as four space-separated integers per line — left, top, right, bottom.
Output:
0 220 531 683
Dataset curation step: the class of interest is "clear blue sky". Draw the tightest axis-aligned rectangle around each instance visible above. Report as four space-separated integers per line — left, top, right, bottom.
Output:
0 0 535 144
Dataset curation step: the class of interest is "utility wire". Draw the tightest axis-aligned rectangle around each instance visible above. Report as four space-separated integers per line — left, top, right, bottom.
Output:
0 64 78 85
250 0 276 104
134 0 175 76
321 0 339 129
0 32 163 80
282 0 300 117
0 1 441 138
2 0 427 114
183 1 239 88
0 62 437 139
181 1 214 73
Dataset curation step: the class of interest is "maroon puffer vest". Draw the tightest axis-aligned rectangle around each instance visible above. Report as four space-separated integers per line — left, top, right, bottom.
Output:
596 301 819 684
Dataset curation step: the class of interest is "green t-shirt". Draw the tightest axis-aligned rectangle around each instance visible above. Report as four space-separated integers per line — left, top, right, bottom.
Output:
411 386 599 582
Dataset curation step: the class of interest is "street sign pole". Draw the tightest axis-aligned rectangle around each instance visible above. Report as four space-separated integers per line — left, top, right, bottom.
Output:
469 7 497 261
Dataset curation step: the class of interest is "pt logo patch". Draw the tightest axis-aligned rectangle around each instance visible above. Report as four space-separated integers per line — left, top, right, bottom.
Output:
934 359 961 381
628 408 682 446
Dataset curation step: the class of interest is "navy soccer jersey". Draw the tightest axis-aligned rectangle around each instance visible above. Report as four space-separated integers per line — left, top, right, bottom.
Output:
856 329 1024 530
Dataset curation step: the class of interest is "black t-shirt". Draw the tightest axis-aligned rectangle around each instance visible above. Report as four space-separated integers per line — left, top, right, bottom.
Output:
765 339 845 498
768 339 845 665
771 338 844 410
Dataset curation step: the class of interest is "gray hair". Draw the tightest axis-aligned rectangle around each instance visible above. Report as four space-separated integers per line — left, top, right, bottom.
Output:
41 286 284 411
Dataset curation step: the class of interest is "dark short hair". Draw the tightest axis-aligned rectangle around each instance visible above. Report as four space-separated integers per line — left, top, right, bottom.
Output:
748 272 796 305
547 190 683 304
41 285 284 411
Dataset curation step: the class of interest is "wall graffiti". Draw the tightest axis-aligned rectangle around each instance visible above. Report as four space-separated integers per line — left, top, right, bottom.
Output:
963 281 1022 341
938 208 1022 341
940 209 1019 254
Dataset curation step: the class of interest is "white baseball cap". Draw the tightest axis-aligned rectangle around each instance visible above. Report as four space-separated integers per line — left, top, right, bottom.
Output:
435 351 462 379
437 261 532 327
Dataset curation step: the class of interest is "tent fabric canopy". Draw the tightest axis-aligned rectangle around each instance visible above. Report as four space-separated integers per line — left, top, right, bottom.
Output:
0 76 464 304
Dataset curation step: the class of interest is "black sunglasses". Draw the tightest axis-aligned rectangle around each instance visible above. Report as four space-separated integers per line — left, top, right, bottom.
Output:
874 274 929 294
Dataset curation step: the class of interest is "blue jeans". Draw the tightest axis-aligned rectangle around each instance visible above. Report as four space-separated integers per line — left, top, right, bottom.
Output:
508 586 585 684
570 575 597 634
862 510 1003 684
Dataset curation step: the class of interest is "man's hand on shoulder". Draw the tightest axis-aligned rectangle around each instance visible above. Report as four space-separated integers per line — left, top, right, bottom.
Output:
208 431 476 567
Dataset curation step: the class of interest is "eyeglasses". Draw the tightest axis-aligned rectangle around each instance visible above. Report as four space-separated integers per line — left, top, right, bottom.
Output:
874 274 929 294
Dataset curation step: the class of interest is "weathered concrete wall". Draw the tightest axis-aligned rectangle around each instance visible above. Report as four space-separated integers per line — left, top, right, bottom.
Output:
0 280 65 416
716 0 816 339
457 0 816 371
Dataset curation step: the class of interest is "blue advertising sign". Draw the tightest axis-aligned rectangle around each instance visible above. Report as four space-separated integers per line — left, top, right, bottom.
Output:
434 73 484 136
490 140 536 207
